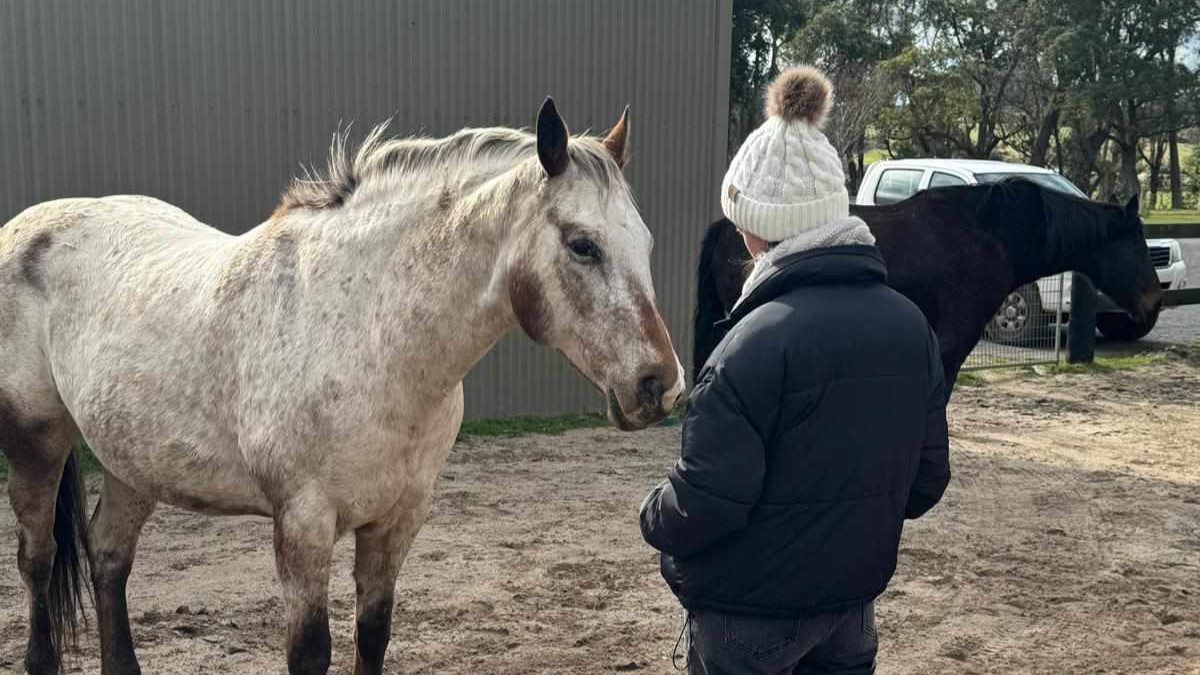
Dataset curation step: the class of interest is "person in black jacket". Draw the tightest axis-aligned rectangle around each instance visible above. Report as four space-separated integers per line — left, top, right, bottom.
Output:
640 67 950 675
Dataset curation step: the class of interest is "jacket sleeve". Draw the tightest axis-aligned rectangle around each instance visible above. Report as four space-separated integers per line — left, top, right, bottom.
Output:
906 330 951 519
640 328 779 558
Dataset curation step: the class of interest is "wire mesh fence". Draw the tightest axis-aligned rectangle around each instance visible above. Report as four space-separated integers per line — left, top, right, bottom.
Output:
964 273 1066 371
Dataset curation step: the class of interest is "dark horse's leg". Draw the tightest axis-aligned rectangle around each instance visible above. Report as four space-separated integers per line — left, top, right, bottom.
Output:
352 498 433 675
933 290 1008 400
89 471 156 675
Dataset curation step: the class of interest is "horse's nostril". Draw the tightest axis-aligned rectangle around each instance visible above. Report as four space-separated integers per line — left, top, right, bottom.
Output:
638 375 665 409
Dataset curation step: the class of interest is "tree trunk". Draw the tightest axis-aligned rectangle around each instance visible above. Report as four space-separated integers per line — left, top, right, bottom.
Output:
1148 152 1160 213
1065 125 1108 197
1146 135 1166 212
1096 140 1119 202
1169 129 1183 209
1114 102 1141 201
1054 124 1065 176
1030 107 1060 168
1117 138 1140 202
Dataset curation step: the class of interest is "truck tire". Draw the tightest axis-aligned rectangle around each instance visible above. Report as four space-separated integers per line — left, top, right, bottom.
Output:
984 284 1052 345
1096 308 1159 342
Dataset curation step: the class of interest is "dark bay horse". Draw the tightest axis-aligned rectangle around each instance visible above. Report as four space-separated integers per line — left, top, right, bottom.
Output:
695 179 1163 393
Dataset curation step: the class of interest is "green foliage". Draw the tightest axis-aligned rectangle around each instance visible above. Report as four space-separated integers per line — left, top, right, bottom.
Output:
1185 143 1200 208
728 0 1200 197
729 0 812 153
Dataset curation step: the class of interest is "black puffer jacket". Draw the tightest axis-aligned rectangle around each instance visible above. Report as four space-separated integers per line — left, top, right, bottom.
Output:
640 245 949 618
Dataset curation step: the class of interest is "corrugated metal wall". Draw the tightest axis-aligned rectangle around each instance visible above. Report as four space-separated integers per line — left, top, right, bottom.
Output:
0 0 732 418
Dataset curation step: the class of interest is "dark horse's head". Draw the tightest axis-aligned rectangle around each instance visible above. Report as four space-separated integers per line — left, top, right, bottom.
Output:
996 180 1162 325
1049 189 1163 323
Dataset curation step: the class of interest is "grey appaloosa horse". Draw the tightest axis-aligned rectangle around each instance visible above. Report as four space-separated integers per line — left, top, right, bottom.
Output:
0 99 683 675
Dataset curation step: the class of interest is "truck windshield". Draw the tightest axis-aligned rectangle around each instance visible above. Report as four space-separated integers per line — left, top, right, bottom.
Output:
975 172 1087 198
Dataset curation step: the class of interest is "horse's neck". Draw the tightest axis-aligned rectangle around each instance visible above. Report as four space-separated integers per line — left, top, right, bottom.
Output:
273 168 521 399
1020 200 1113 284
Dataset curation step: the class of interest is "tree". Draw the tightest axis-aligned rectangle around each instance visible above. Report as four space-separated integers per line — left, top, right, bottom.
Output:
918 0 1038 158
728 0 810 155
1052 0 1200 199
1003 0 1071 167
785 0 915 190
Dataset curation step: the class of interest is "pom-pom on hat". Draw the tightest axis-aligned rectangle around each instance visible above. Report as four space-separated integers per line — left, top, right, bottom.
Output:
721 66 849 242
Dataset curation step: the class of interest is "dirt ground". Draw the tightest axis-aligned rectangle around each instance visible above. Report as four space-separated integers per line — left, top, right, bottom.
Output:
2 352 1199 674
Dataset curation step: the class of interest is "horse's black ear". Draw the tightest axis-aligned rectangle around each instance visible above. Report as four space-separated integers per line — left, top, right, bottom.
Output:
536 97 570 178
1124 194 1139 220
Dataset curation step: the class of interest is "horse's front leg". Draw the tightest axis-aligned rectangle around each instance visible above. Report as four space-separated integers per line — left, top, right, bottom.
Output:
273 498 338 675
352 497 434 675
89 471 156 675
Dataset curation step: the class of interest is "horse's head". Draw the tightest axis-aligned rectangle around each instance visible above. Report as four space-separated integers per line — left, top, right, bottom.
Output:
1079 194 1163 323
502 99 684 431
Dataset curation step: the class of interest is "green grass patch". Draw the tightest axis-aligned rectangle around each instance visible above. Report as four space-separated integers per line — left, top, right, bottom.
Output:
955 372 988 387
1043 352 1169 375
457 413 610 439
1145 211 1200 224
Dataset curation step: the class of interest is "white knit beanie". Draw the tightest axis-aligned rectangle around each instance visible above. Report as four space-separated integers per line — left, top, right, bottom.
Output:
721 66 849 242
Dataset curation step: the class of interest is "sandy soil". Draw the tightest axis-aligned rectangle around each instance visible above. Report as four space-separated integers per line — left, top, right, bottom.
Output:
2 352 1199 674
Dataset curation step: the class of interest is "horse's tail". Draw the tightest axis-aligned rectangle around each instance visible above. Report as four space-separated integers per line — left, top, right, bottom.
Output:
693 219 733 383
48 448 91 659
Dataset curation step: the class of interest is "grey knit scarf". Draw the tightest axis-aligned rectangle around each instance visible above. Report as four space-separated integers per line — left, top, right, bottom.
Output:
736 215 875 310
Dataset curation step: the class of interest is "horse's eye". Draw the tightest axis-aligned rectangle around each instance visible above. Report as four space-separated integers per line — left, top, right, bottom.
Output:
568 238 602 262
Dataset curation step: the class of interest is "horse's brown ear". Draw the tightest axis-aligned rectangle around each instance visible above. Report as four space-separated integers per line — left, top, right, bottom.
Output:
603 105 631 169
1124 194 1139 220
537 98 570 178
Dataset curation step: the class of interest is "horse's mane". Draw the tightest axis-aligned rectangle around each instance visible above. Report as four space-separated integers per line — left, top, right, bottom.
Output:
276 122 625 214
981 178 1131 265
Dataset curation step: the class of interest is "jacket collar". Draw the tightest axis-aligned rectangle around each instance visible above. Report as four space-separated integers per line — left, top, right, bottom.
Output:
721 245 888 327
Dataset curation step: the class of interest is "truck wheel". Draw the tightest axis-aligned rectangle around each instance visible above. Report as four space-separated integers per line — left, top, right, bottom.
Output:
1096 308 1159 342
985 284 1051 345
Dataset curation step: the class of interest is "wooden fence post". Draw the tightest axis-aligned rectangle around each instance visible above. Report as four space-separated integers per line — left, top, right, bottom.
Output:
1068 272 1096 364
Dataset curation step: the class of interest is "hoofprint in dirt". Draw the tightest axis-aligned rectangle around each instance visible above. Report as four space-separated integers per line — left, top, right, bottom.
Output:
2 355 1199 674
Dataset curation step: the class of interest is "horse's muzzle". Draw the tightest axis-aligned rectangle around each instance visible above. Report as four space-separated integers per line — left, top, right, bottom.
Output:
1135 288 1165 322
607 372 681 431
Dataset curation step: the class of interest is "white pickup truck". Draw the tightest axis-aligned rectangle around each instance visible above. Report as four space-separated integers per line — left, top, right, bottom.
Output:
856 159 1188 343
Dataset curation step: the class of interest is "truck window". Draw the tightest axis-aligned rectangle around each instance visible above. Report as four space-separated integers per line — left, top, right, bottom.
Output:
874 169 924 205
929 172 967 188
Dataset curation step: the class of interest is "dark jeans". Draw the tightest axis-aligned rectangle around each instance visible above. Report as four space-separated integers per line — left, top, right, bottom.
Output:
686 603 877 675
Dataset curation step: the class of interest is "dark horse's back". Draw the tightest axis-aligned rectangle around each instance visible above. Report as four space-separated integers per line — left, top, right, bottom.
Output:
694 186 1011 389
694 180 1159 396
696 199 1003 384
